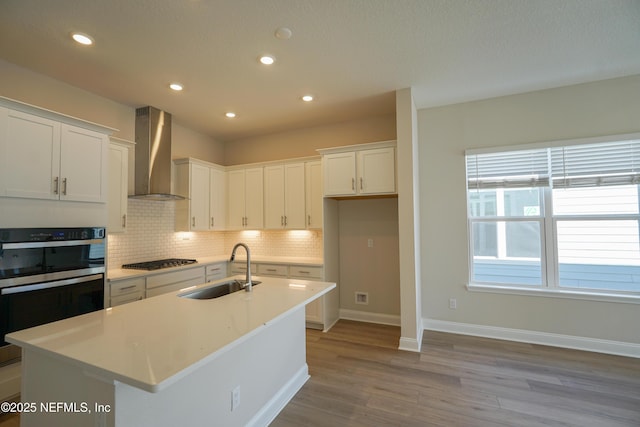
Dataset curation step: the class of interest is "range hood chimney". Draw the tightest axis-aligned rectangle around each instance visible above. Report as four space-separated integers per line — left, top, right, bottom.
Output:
131 106 184 200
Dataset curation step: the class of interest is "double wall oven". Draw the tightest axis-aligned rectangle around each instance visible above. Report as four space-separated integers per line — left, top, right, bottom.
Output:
0 227 106 367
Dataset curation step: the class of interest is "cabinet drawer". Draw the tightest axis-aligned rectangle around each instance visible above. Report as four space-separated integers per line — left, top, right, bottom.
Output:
289 266 323 279
146 278 203 298
257 263 288 277
205 263 227 279
146 266 205 289
110 277 145 297
230 262 256 274
111 292 143 307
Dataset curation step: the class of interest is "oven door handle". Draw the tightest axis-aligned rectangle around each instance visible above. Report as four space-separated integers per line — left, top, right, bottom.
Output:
1 274 104 295
1 239 104 250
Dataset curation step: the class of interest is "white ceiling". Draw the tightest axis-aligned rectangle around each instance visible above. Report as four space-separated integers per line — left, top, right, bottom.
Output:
1 0 639 141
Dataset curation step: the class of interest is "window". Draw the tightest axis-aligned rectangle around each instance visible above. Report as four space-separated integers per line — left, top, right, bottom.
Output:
466 134 640 297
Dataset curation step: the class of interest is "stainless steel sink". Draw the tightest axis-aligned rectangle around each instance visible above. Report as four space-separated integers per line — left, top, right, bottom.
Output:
179 279 261 300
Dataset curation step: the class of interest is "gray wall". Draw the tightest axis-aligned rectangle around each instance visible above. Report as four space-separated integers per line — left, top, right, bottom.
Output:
418 75 640 344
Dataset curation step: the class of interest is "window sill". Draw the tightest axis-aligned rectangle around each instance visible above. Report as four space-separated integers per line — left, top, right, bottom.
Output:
467 283 640 304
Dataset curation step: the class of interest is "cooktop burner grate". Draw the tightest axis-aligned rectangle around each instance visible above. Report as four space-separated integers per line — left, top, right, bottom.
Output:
122 258 197 271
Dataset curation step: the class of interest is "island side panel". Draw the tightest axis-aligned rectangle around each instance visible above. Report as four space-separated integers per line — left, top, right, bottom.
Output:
19 349 115 427
115 307 308 427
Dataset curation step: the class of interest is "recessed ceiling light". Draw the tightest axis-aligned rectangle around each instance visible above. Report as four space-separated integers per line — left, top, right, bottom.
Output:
169 83 183 91
71 32 94 46
259 55 275 65
302 95 314 102
225 112 236 118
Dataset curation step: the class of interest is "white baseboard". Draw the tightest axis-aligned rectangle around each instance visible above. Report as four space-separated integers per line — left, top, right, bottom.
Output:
398 337 421 352
339 309 401 326
247 364 309 427
423 318 640 359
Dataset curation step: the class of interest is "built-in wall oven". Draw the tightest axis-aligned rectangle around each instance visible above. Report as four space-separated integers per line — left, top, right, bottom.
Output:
0 227 106 367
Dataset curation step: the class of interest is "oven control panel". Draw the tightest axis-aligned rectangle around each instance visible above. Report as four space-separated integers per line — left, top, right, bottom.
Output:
0 227 105 243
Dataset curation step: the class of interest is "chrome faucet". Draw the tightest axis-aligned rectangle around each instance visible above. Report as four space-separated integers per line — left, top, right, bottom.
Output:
229 243 252 292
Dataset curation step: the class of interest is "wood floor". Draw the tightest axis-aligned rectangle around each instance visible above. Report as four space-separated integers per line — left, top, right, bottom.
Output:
1 320 638 426
271 320 640 427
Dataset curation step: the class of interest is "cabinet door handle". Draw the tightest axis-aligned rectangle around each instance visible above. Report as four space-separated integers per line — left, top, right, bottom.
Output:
360 177 363 190
352 177 355 190
122 214 127 228
62 178 68 195
266 269 277 272
308 215 311 226
285 216 288 226
192 217 196 227
281 216 284 226
298 271 310 274
53 177 59 195
211 217 214 227
119 285 137 291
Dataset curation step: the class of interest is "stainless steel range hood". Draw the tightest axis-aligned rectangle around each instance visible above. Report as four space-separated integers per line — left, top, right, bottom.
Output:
130 106 185 200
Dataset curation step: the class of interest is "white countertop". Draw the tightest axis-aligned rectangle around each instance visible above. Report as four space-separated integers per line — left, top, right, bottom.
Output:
107 255 324 281
7 276 335 393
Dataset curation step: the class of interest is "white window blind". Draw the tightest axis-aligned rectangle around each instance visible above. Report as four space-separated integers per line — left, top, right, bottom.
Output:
467 137 640 190
550 139 640 188
466 148 550 189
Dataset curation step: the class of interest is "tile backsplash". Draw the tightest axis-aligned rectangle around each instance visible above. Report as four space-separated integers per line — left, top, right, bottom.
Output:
107 199 323 268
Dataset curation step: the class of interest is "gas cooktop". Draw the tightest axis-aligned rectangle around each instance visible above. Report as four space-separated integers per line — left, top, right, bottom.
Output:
121 258 197 271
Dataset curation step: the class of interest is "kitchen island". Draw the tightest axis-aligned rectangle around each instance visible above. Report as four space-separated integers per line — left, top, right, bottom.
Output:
6 276 335 427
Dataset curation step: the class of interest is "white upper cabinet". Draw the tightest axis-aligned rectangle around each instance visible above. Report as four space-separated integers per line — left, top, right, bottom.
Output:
356 146 396 194
174 158 226 231
319 141 396 197
305 160 323 229
59 124 108 202
209 167 226 230
264 163 306 229
227 167 263 229
0 99 113 203
108 138 133 233
1 108 60 200
323 152 356 196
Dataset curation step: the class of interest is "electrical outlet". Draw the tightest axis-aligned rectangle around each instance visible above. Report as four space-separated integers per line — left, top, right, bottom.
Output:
367 238 374 248
449 298 457 309
231 386 240 411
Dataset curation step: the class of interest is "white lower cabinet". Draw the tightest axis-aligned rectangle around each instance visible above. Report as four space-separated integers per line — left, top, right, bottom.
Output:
146 266 205 298
107 262 329 328
109 277 144 307
289 265 325 328
257 263 288 277
246 262 326 329
205 262 227 283
229 261 257 275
